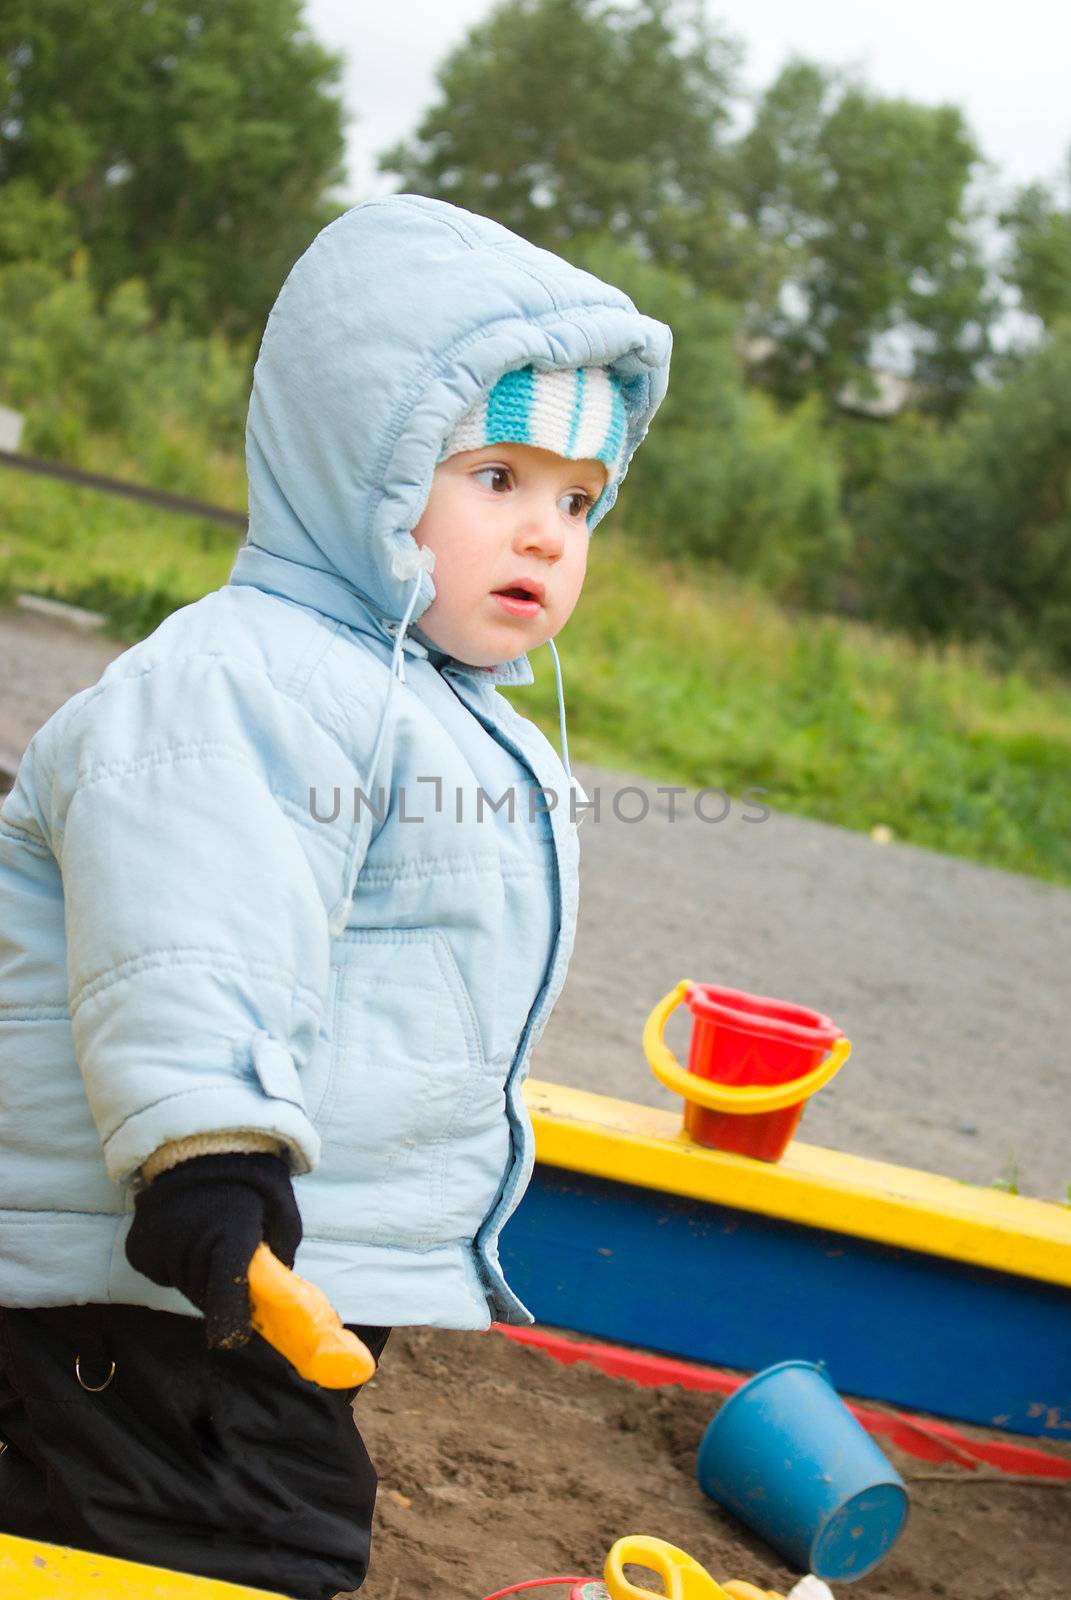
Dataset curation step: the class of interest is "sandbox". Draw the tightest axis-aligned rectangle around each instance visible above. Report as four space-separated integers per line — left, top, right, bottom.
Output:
356 1324 1071 1600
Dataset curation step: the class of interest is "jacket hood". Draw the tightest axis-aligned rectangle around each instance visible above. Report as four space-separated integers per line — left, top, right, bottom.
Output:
228 193 672 683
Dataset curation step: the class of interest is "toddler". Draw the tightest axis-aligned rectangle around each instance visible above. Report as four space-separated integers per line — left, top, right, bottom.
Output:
0 194 671 1597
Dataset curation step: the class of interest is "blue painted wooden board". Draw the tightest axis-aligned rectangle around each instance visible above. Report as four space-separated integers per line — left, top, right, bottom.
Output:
500 1167 1071 1438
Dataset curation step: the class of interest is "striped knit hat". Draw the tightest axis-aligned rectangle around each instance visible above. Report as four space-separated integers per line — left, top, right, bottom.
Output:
437 364 629 520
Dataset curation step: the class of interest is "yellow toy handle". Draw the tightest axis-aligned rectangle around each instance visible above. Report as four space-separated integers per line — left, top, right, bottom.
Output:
247 1244 376 1389
603 1539 785 1600
643 981 851 1116
603 1536 736 1600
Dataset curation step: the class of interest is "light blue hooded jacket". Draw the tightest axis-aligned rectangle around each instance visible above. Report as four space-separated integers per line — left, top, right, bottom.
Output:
0 195 671 1327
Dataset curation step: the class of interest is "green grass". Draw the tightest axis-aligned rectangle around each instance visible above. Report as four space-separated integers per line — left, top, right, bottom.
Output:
0 426 245 640
510 528 1071 888
3 460 1070 886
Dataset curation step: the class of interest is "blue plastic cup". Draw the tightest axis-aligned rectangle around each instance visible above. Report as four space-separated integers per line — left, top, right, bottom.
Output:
696 1360 909 1582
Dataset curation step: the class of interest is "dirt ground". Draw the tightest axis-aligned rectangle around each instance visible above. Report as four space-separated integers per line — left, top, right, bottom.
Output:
353 1325 1071 1600
2 602 1069 1198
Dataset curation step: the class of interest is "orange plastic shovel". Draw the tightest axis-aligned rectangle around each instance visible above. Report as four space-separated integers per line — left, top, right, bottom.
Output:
246 1244 376 1389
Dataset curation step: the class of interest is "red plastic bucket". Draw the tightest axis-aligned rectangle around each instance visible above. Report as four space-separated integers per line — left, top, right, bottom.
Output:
682 982 843 1160
643 980 850 1164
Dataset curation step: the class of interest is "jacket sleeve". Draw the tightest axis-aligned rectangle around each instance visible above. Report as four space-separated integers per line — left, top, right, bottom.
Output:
49 651 364 1185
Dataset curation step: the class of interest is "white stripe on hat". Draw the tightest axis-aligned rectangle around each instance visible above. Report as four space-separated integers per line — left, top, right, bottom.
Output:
571 366 615 461
438 395 488 459
527 368 576 456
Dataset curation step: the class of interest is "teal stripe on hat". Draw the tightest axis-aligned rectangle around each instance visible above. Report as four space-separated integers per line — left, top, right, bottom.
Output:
598 371 627 468
565 367 585 457
485 364 535 445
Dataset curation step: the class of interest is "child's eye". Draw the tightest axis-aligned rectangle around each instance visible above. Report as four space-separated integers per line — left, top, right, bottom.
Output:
472 465 512 493
561 490 594 519
472 466 592 519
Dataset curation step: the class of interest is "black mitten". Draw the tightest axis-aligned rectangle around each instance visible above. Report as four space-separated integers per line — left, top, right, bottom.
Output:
124 1151 302 1350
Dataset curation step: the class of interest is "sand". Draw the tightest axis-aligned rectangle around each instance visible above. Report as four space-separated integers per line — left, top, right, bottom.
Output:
353 1324 1071 1600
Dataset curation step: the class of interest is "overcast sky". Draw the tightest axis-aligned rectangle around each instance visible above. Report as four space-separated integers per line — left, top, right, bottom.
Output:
305 0 1071 208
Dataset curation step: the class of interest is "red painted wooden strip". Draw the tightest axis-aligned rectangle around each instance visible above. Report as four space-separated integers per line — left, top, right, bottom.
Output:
494 1324 1071 1481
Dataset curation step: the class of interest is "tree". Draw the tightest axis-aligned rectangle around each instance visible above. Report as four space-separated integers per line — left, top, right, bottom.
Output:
0 0 348 334
856 327 1071 672
377 0 773 305
1001 154 1071 330
560 232 847 606
732 60 996 414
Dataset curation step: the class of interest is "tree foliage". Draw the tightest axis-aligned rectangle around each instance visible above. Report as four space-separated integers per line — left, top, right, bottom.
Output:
559 233 847 605
382 5 997 416
733 60 996 411
378 0 773 305
1001 154 1071 330
0 0 348 334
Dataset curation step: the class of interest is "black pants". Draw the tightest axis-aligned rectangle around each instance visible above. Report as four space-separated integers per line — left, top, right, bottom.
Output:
0 1303 391 1600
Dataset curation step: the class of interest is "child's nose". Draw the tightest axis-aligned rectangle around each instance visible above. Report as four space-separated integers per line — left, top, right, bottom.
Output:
515 502 565 560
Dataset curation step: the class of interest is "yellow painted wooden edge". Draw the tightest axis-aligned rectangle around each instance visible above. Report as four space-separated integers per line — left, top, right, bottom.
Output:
524 1079 1071 1290
0 1532 285 1598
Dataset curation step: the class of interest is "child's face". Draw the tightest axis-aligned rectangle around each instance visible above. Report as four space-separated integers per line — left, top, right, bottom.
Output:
411 442 607 667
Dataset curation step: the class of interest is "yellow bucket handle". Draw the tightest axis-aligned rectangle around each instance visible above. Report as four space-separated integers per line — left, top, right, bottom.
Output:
603 1536 786 1600
643 980 851 1116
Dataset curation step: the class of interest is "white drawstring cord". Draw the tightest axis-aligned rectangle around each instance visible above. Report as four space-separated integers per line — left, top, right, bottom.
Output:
329 549 576 931
363 567 422 774
546 636 571 781
327 548 434 935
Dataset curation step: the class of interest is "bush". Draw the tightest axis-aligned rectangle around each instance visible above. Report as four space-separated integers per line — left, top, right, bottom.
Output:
0 179 79 270
0 250 252 486
856 325 1071 673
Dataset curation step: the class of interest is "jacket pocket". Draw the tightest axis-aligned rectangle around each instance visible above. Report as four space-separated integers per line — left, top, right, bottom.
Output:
309 927 499 1247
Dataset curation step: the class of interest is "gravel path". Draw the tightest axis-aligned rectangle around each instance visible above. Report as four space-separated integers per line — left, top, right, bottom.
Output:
0 606 125 780
2 603 1068 1199
534 761 1070 1199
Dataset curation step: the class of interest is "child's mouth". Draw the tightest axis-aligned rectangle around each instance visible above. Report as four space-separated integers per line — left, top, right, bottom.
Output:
491 586 543 618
